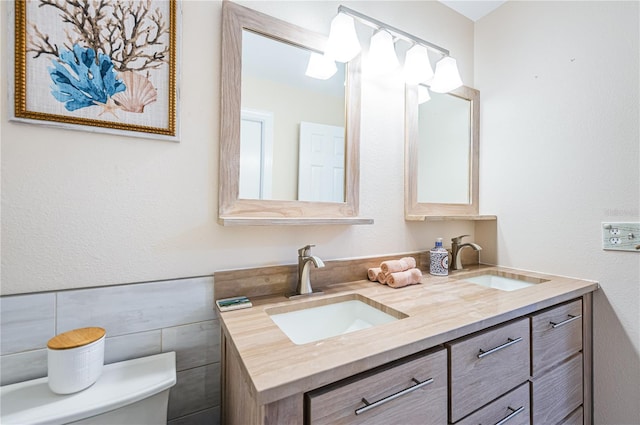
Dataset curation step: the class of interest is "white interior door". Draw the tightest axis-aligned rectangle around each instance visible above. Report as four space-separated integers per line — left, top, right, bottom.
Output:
239 109 273 199
298 122 345 202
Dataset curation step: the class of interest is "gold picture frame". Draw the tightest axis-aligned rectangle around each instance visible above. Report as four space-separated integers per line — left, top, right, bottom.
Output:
12 0 178 140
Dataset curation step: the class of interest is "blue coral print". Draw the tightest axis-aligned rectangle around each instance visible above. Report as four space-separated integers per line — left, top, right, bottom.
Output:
48 44 126 111
26 0 170 118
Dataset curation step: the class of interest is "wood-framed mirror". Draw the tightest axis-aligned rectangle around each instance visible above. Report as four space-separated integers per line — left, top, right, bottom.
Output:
219 1 371 225
405 84 490 220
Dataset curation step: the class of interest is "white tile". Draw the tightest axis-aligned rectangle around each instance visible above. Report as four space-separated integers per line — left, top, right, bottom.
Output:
162 320 220 371
104 330 162 365
168 364 220 420
0 349 48 385
0 293 55 355
57 277 215 336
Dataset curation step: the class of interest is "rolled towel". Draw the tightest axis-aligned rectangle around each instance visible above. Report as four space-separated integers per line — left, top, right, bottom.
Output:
380 257 417 274
368 267 382 281
387 268 422 288
377 271 389 284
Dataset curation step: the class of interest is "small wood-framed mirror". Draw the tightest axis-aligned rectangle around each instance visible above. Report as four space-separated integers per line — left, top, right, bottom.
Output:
405 85 488 220
219 1 370 225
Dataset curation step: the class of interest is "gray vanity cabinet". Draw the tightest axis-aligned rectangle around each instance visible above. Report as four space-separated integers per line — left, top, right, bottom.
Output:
447 318 530 422
445 298 586 425
531 299 584 424
306 348 447 424
455 383 531 425
220 295 593 425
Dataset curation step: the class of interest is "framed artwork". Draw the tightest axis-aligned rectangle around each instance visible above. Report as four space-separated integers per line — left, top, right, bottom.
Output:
11 0 179 140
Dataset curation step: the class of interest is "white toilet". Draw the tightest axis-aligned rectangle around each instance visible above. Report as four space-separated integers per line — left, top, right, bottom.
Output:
0 352 176 425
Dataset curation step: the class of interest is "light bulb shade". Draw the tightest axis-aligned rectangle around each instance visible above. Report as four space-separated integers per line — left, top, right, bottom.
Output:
403 45 434 85
368 29 399 75
429 56 463 93
325 13 361 63
305 52 338 80
418 85 431 104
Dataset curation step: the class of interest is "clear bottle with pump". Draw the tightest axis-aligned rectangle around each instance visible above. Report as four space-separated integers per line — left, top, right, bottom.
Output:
430 238 449 276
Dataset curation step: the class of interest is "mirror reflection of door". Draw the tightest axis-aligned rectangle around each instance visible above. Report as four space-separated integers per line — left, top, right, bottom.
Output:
417 92 471 204
298 122 345 202
239 109 274 200
240 30 346 202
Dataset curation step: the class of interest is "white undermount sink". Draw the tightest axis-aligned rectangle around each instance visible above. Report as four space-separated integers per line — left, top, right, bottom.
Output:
453 270 550 291
267 294 407 345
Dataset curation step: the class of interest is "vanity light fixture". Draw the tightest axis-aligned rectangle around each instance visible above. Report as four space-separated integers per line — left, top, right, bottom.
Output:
324 12 361 63
404 44 434 85
305 52 338 80
322 5 463 93
429 56 464 93
367 29 400 75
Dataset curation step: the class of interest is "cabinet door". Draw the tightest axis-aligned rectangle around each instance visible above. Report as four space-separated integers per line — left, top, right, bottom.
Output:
456 383 530 425
532 353 583 425
448 318 530 423
531 299 582 376
306 348 447 425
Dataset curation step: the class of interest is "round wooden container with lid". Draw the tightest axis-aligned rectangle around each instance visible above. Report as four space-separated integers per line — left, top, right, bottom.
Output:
47 327 106 394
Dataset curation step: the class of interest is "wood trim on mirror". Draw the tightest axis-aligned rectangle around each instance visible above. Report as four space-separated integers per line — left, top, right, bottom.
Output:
219 1 370 226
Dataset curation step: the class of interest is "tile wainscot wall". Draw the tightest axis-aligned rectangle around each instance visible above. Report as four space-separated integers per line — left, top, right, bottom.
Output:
0 276 220 425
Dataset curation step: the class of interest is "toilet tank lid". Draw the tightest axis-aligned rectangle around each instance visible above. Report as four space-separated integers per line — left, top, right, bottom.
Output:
0 351 177 425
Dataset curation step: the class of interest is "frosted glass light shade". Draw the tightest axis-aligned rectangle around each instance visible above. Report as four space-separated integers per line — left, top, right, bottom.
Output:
429 56 463 93
403 45 434 85
418 85 431 104
368 30 399 75
325 13 361 63
305 53 338 80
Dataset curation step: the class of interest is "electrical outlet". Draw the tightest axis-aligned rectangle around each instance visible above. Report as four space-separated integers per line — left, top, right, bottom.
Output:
602 222 640 252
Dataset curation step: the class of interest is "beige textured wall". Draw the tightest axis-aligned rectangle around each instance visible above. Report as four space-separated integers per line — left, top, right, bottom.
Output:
475 2 640 423
0 1 475 295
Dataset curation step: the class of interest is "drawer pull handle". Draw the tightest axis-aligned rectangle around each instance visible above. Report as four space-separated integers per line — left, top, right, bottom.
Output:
493 405 525 425
550 314 582 328
477 337 523 359
355 377 434 415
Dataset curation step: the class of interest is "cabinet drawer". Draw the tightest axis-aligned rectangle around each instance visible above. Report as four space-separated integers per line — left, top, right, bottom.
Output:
532 353 583 425
448 318 530 423
457 383 530 425
306 348 447 425
560 406 583 425
531 299 582 376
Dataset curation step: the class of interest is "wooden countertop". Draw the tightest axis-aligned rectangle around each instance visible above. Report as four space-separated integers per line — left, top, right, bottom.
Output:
219 265 598 405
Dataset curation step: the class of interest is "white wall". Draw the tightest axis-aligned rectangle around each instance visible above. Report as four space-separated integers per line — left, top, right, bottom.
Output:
475 2 640 423
0 1 475 295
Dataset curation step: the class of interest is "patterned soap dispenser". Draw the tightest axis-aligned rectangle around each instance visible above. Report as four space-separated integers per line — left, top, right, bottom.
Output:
430 238 449 276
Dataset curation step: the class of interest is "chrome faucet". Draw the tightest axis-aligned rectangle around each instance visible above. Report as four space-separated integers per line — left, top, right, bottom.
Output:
295 245 325 296
450 235 482 271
